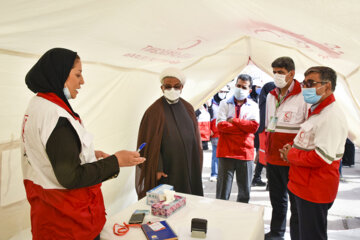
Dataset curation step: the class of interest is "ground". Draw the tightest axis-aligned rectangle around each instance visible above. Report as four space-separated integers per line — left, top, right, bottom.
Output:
202 145 360 239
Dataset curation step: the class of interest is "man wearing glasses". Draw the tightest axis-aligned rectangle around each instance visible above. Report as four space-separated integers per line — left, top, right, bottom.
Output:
135 68 204 199
265 57 308 240
280 66 348 240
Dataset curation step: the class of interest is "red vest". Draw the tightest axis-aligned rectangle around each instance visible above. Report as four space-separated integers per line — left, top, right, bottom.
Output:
22 93 106 239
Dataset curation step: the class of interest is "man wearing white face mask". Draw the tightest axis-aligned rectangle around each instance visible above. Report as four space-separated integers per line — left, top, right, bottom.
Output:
265 57 308 240
216 74 259 203
135 67 204 199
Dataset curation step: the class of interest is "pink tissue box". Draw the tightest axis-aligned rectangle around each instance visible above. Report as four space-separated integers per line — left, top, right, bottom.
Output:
151 195 186 218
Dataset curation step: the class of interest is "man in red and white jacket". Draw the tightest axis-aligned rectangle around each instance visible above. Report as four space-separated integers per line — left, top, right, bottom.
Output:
216 74 259 203
281 66 348 240
265 57 308 240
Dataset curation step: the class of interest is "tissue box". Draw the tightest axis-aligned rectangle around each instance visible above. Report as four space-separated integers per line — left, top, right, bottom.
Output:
151 195 186 218
146 184 174 205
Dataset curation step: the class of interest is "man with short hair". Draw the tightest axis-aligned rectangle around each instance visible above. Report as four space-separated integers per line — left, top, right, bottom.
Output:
135 68 204 199
216 74 259 203
265 57 308 240
280 66 348 240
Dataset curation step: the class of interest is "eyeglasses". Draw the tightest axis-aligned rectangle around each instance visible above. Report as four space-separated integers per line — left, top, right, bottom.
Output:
301 80 329 88
162 84 182 90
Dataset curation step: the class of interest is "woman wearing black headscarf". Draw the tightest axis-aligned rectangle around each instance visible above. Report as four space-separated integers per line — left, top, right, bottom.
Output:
21 48 145 240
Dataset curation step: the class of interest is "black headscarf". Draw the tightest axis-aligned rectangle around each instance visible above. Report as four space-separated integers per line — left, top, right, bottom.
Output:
25 48 78 116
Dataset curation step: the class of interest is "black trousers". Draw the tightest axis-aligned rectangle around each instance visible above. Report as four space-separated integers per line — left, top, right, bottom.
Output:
267 163 299 239
216 158 253 203
293 193 333 240
253 161 265 182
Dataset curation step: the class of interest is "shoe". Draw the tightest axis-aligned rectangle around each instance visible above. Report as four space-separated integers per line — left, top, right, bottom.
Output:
265 232 284 240
209 176 217 182
251 179 266 187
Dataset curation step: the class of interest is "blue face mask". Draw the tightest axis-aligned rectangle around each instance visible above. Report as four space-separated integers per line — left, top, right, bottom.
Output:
63 86 72 99
302 88 322 104
255 88 262 95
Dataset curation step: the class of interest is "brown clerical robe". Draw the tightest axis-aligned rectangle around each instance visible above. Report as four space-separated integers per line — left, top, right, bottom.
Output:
136 96 203 199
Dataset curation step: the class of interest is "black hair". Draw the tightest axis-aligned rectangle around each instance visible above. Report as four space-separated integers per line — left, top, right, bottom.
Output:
237 74 253 88
271 57 295 72
304 66 336 91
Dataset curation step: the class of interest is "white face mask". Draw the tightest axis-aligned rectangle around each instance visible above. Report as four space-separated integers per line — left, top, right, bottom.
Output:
274 73 288 88
234 87 249 100
218 92 227 100
164 88 181 102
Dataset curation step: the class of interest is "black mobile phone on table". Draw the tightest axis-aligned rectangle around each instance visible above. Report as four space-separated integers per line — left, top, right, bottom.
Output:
128 212 145 224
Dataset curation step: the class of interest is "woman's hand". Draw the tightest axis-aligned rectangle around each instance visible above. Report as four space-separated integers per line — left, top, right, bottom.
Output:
157 172 168 181
95 150 110 160
114 150 146 167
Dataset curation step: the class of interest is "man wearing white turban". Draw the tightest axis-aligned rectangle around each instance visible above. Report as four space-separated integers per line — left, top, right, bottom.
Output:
135 67 204 199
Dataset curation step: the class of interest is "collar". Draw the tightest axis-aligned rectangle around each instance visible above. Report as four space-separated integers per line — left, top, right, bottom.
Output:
37 92 81 123
307 94 335 119
227 96 248 106
212 98 220 106
270 79 301 103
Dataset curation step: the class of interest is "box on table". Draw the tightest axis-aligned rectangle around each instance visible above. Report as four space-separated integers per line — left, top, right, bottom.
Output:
146 184 174 205
151 195 186 218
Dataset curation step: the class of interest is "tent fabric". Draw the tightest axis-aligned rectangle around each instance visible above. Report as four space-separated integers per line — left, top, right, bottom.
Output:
0 0 359 238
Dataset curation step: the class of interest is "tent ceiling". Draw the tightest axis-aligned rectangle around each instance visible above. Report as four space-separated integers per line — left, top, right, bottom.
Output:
0 1 359 238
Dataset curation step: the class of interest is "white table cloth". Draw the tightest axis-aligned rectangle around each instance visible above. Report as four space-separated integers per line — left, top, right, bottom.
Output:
101 193 264 240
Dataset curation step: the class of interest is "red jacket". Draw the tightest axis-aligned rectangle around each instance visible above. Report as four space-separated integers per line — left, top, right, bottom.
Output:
216 97 259 160
287 95 348 203
287 149 340 203
258 132 267 165
265 80 308 166
198 121 211 141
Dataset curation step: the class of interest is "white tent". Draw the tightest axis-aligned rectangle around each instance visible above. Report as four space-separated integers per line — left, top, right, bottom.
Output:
1 0 359 238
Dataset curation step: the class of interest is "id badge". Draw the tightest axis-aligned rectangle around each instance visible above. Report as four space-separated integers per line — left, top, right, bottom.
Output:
267 116 278 132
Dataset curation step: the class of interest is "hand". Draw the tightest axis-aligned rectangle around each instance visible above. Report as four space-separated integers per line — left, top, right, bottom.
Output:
279 144 292 163
114 150 146 167
156 172 168 181
227 117 233 123
210 130 214 137
95 150 110 160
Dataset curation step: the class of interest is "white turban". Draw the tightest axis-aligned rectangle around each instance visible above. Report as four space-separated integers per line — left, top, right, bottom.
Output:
159 67 186 85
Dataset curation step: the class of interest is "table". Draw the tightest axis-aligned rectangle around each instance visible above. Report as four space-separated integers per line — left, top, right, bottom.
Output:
101 193 264 240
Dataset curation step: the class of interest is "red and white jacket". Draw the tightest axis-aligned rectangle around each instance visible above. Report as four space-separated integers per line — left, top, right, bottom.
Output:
216 96 259 160
21 93 106 240
265 80 308 166
197 106 211 141
288 94 348 203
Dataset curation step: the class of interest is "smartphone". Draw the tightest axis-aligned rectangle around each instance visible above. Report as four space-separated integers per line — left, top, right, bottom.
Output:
128 212 145 224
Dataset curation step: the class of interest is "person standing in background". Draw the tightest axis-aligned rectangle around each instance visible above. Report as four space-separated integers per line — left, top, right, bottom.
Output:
252 82 276 187
208 85 230 182
196 104 211 150
216 74 259 203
